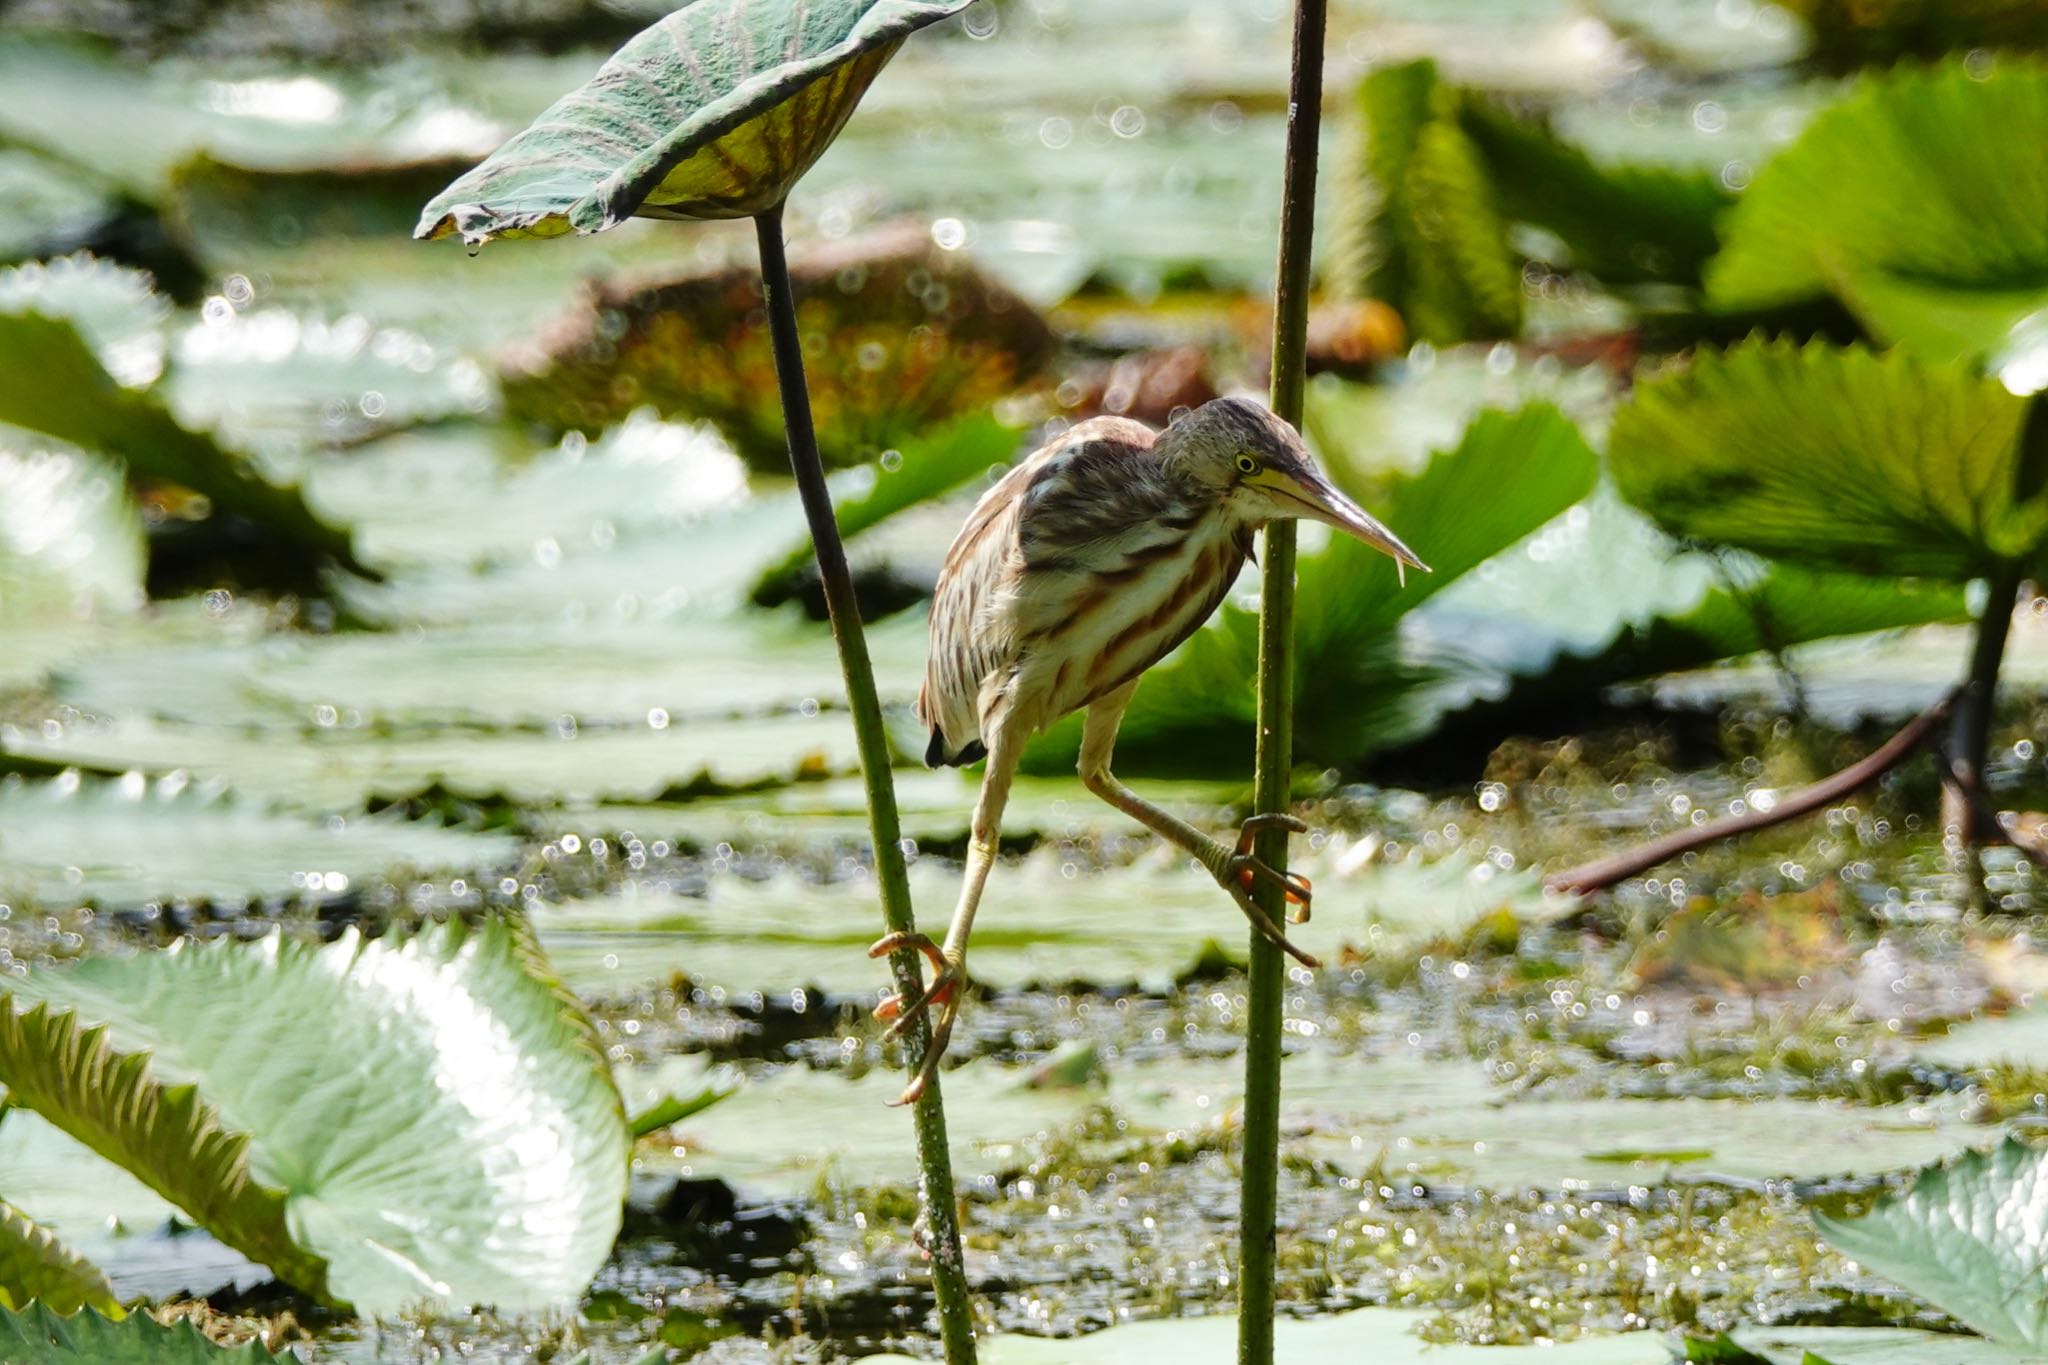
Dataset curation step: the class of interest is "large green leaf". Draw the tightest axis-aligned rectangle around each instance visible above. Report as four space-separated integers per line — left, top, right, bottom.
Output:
1815 1137 2048 1351
1708 58 2048 347
0 310 362 574
0 1200 120 1316
1610 338 2045 579
0 1304 299 1364
0 917 629 1314
416 0 975 243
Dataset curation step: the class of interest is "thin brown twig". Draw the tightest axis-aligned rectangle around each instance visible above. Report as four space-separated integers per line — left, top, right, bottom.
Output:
1545 687 1960 897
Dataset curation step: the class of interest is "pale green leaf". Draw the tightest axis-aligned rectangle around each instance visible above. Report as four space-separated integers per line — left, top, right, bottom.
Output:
0 917 629 1314
0 1200 121 1316
1709 58 2048 315
1610 338 2045 579
1815 1137 2048 1351
416 0 976 243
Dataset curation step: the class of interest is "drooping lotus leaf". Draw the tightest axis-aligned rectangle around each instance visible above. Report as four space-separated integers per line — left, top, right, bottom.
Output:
415 0 977 244
0 917 629 1314
1708 58 2048 356
498 226 1050 466
1815 1137 2048 1351
0 1199 122 1316
0 1303 301 1364
1609 338 2046 579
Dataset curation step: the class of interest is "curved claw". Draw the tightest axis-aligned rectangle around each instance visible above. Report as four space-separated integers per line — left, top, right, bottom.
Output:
1233 812 1309 857
870 935 971 1103
1220 872 1320 969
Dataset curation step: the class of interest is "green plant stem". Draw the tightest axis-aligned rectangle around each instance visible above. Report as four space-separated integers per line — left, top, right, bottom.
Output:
752 207 977 1365
1240 2 1327 1361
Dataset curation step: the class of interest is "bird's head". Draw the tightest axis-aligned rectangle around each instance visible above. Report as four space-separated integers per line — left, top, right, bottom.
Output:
1166 396 1427 576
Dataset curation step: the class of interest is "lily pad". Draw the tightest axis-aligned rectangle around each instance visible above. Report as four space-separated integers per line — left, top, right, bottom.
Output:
869 1307 1666 1363
659 1045 1980 1198
0 917 629 1313
416 0 977 243
1814 1137 2048 1351
0 1303 301 1364
0 772 513 910
1609 338 2043 580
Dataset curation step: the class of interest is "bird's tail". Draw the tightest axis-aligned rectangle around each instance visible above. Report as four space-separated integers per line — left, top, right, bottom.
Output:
925 728 988 769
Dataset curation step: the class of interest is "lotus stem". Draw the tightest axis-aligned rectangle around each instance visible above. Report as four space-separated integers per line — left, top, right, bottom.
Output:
1941 561 2024 848
1240 2 1328 1360
752 207 977 1364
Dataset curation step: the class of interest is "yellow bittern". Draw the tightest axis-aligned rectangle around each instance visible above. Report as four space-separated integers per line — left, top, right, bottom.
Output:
873 396 1424 1102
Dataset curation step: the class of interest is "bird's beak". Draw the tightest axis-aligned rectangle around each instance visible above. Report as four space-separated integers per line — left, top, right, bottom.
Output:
1264 468 1429 581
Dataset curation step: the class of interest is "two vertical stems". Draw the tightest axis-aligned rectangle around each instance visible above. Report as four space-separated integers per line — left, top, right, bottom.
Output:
1240 3 1328 1362
753 207 978 1365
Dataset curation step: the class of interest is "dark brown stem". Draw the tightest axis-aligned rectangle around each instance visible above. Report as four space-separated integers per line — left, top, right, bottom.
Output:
1545 688 1959 897
1940 562 2024 843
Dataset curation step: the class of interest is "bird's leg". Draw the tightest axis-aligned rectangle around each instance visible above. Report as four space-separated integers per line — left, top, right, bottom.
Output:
1077 686 1319 968
870 730 1016 1106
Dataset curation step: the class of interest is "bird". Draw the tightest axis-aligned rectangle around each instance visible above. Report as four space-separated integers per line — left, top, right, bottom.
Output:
871 395 1425 1104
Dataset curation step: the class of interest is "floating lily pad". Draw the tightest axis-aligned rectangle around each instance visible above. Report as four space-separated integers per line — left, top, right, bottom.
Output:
0 772 513 909
0 917 629 1313
1724 1323 2033 1364
1 708 871 815
657 1046 1979 1198
868 1307 1665 1364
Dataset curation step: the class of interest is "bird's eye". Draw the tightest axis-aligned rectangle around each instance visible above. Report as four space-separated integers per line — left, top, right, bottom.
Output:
1236 455 1259 475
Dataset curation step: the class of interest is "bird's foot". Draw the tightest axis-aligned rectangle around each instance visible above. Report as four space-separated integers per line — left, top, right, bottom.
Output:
868 932 969 1107
1212 813 1319 968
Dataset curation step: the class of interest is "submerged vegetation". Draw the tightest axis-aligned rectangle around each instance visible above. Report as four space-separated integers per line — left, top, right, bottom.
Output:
5 0 2048 1361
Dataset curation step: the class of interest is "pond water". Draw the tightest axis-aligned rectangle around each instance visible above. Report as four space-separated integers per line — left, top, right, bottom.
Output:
0 0 2046 1361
